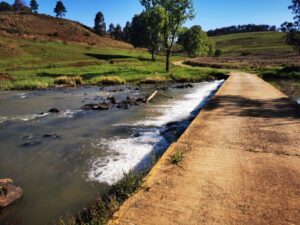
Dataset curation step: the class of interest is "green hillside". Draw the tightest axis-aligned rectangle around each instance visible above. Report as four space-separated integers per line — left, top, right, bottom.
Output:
212 32 293 55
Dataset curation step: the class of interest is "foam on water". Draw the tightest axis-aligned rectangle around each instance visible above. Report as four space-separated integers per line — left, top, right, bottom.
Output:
88 80 224 185
88 130 168 185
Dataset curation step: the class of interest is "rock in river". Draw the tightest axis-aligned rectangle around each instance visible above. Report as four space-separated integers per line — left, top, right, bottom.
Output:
48 108 60 113
0 178 23 208
82 102 111 111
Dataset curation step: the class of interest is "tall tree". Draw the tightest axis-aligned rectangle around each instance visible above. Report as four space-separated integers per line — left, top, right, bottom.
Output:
130 8 165 61
122 21 131 42
140 0 195 71
114 24 123 40
94 12 106 35
289 0 300 29
107 23 115 35
30 0 38 13
286 0 300 55
54 1 66 18
13 0 26 11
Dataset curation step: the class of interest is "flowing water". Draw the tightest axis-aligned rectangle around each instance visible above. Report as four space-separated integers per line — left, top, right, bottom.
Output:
0 81 223 225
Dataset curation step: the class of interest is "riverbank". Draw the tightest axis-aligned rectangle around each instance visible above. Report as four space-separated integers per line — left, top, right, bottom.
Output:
109 72 300 225
0 37 227 90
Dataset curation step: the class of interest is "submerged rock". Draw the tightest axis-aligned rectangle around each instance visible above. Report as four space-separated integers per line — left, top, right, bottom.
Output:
20 140 42 147
43 133 61 139
173 84 194 89
82 102 111 111
0 178 23 208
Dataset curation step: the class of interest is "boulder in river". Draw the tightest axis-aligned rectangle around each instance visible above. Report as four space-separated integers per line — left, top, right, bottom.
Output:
48 108 60 113
173 84 194 89
0 178 23 208
82 102 111 111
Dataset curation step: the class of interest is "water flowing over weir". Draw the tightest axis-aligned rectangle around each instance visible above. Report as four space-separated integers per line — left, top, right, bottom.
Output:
88 80 224 185
0 80 223 225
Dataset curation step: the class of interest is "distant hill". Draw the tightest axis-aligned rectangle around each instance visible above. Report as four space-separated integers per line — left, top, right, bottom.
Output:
211 32 293 56
0 11 132 49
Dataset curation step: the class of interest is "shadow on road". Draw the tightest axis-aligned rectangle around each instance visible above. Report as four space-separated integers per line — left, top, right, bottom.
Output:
205 95 300 119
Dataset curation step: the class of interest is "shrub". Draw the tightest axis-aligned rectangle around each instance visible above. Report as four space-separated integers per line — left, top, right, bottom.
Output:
169 151 184 165
214 49 222 57
93 76 126 85
56 172 143 225
54 76 83 86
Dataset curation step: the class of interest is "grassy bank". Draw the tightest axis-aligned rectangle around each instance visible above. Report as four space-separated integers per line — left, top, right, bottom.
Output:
258 66 300 101
212 32 292 56
0 36 227 90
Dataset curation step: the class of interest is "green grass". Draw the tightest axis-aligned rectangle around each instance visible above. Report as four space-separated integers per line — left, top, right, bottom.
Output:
169 151 184 165
0 36 227 90
212 32 292 55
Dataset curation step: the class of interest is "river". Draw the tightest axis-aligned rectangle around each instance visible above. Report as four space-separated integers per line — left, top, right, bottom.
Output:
0 80 223 225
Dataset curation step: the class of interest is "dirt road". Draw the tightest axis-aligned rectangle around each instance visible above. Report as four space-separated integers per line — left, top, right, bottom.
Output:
110 72 300 225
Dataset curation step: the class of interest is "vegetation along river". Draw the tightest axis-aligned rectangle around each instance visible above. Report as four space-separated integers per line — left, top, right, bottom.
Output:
0 80 223 225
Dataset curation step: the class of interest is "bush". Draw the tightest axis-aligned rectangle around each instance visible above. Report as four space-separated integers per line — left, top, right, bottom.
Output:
56 172 143 225
169 151 184 165
92 76 126 85
54 76 83 86
139 76 168 84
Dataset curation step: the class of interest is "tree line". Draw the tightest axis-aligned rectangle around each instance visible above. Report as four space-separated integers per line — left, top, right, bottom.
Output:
94 1 215 70
285 0 300 55
0 0 66 18
207 24 277 36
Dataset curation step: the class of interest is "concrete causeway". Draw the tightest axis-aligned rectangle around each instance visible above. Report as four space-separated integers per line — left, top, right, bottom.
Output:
110 72 300 225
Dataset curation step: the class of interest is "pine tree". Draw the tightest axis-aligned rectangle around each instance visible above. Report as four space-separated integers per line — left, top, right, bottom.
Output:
114 24 123 40
94 12 106 36
30 0 39 13
108 23 115 35
13 0 26 11
54 1 67 18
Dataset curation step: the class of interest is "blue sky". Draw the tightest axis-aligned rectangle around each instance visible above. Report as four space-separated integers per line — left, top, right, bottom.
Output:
6 0 294 30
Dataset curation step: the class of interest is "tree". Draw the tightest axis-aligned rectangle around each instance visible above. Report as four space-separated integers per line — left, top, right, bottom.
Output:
30 0 38 13
114 24 123 40
13 0 26 11
289 0 300 29
178 25 215 57
286 0 300 55
280 21 295 32
130 8 165 61
94 12 106 35
0 1 13 12
54 1 66 18
140 0 195 72
122 21 131 42
107 23 115 35
286 31 300 55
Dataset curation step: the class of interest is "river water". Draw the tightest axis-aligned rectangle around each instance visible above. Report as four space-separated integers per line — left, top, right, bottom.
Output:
0 81 223 225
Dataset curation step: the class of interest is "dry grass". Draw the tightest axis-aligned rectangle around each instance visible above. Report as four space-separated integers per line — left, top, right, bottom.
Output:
54 76 83 86
0 12 133 49
139 76 169 84
186 53 300 70
92 76 126 85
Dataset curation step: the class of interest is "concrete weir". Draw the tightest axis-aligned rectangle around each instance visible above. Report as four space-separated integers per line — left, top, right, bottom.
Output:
109 72 300 225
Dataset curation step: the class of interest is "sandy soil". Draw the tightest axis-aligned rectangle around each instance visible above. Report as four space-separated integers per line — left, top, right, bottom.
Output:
109 72 300 225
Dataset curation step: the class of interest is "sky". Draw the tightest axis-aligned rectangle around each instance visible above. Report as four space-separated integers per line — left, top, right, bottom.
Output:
6 0 294 31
